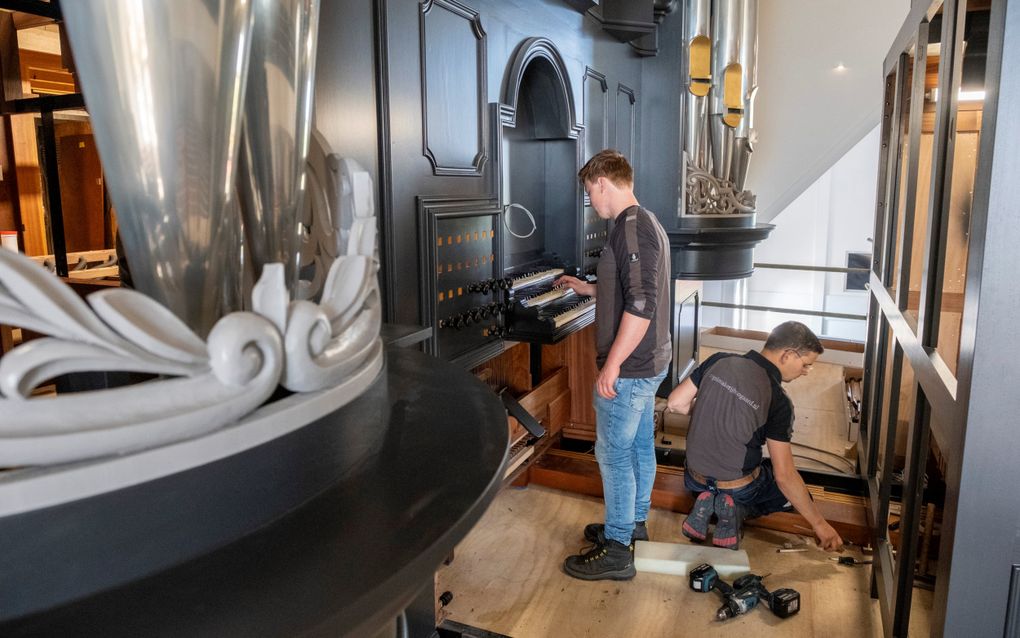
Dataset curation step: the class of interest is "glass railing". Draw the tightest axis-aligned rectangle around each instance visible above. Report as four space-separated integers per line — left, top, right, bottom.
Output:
700 262 870 343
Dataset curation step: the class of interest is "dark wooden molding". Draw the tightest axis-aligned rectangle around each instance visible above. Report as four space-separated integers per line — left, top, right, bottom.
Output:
419 0 488 177
593 0 656 44
583 67 609 92
561 0 599 13
500 37 578 131
583 65 603 209
582 66 609 156
629 0 679 57
491 38 584 263
615 82 636 160
417 195 503 361
374 0 397 321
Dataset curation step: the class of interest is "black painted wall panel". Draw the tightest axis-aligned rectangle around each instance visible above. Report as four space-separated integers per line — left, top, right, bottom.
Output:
420 0 487 176
315 0 684 357
636 7 684 227
315 1 380 179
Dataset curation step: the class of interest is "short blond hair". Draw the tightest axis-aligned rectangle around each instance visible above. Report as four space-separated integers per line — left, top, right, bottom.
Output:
578 149 633 187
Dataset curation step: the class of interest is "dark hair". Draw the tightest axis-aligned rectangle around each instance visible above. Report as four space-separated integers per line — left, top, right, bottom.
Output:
764 321 824 355
578 149 633 186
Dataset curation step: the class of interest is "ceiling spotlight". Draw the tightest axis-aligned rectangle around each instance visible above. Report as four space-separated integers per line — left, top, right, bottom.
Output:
834 62 847 72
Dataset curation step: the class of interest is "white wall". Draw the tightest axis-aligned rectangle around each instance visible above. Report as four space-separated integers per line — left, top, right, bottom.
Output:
705 125 881 342
746 0 908 223
821 125 883 340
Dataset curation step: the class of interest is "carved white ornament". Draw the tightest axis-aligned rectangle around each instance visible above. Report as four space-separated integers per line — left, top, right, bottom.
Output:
0 158 382 468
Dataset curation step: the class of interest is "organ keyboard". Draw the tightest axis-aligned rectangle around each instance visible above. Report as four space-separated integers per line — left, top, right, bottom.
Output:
508 268 564 292
508 274 595 343
447 266 595 343
550 296 595 328
519 285 574 308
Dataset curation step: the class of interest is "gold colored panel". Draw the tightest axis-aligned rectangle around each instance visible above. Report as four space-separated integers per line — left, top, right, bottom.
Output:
688 35 711 97
722 63 743 128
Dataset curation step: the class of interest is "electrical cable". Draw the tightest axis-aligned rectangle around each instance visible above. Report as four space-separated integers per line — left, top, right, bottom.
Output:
790 441 857 470
504 202 537 239
791 454 850 473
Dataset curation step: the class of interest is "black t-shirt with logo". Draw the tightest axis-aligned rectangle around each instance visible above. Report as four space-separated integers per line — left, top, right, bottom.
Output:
684 351 794 481
594 205 671 378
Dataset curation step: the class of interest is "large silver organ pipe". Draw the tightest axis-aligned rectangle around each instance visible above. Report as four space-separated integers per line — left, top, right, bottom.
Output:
680 0 758 219
683 0 712 170
731 0 758 191
709 0 742 183
674 0 772 279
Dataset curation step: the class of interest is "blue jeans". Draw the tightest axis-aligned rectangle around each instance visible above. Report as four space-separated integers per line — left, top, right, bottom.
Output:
684 460 793 520
594 370 667 545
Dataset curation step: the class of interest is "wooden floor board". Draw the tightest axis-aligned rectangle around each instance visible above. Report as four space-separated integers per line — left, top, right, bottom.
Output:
528 450 870 546
437 486 932 637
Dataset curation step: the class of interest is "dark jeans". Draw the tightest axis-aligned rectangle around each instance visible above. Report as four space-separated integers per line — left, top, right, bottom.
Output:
684 460 793 520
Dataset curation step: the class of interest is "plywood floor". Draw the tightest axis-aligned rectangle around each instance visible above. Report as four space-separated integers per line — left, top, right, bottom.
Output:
438 486 932 638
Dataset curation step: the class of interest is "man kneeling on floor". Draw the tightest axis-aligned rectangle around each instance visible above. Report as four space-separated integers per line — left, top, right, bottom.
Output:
667 321 844 553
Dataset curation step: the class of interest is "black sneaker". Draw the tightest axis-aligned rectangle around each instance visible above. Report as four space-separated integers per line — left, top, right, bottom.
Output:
563 539 636 581
582 521 649 545
681 491 715 542
712 492 743 550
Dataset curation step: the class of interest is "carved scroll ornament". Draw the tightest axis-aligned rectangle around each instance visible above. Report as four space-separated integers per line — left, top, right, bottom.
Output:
685 163 756 216
0 159 382 468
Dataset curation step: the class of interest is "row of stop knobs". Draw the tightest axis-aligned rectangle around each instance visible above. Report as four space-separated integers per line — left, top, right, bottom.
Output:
438 302 511 330
466 277 514 294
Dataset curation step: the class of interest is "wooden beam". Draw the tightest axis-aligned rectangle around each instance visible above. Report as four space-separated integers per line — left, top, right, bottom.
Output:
708 325 865 353
0 1 62 21
517 367 567 417
0 324 13 355
528 449 871 546
0 11 22 106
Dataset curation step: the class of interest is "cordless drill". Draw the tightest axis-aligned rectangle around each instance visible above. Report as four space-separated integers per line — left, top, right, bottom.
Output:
688 563 800 621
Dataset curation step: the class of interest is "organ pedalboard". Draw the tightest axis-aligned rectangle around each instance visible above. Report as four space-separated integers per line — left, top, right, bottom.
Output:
437 266 597 344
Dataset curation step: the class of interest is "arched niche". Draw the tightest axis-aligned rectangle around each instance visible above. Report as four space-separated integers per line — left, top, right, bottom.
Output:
492 38 583 274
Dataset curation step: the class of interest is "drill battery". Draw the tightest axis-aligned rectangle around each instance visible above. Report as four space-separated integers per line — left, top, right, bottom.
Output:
767 587 801 618
689 563 718 593
688 563 801 621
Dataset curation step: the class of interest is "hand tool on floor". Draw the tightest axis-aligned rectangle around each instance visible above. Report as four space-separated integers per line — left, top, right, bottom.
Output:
777 538 808 553
689 563 801 620
830 556 872 566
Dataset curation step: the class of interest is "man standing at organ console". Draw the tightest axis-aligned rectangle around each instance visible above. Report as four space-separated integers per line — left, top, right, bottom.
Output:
555 150 672 581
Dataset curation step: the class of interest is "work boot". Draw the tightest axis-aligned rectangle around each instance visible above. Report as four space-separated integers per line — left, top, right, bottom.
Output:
582 521 648 546
681 490 715 542
563 539 636 581
712 492 743 549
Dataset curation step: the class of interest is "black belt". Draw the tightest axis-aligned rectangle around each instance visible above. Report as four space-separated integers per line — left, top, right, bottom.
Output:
687 465 761 489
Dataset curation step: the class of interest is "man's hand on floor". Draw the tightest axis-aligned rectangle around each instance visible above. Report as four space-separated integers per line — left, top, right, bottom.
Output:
814 520 844 552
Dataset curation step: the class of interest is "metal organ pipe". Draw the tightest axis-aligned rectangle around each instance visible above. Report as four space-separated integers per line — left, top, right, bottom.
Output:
709 0 743 182
683 0 712 170
673 0 772 280
731 0 758 191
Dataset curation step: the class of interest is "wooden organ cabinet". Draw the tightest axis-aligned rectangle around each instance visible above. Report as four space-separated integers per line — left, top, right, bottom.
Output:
410 28 709 502
416 36 638 486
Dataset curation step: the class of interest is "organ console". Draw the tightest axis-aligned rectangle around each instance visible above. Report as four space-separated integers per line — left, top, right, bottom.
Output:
438 266 597 344
504 267 596 344
508 291 595 343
